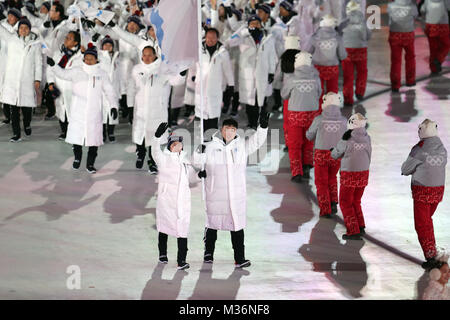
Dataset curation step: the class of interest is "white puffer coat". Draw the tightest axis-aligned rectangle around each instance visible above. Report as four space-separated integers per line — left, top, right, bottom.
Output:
151 136 200 238
0 26 42 107
98 49 121 125
195 127 268 231
128 55 184 146
195 43 234 120
47 49 83 122
226 26 277 106
50 62 118 146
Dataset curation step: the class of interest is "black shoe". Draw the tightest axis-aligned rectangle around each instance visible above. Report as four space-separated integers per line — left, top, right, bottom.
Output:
344 102 353 107
230 110 238 117
158 255 168 264
391 88 399 93
10 136 22 142
302 165 311 179
177 262 190 270
359 227 366 234
356 94 364 101
432 59 442 73
72 159 81 170
291 175 303 183
2 119 10 124
222 106 229 114
24 127 32 136
406 82 416 87
342 233 362 240
283 146 288 152
58 133 66 141
148 162 158 174
204 253 214 263
235 260 251 268
422 257 439 271
136 158 144 169
108 135 116 143
272 105 281 112
86 166 97 174
331 202 338 214
45 113 55 120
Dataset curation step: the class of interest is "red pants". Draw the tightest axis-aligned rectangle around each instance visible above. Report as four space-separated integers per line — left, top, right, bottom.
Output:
411 185 444 259
315 65 339 99
339 171 369 235
283 100 289 150
389 32 416 90
285 108 318 177
425 24 450 73
314 150 340 215
342 48 368 105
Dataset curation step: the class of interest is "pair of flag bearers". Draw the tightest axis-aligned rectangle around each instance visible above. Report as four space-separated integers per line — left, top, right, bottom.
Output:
152 114 269 270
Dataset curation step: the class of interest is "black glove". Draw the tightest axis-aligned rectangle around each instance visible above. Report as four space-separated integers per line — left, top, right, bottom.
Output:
92 33 100 42
46 57 55 66
225 6 233 18
82 18 95 29
50 85 61 99
110 108 118 120
268 73 274 84
342 129 353 141
180 69 187 76
191 76 196 82
259 111 270 129
43 20 51 28
198 170 207 179
155 122 169 138
107 20 116 28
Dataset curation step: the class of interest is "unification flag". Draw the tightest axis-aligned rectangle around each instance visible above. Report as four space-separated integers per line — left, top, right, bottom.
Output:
143 0 199 72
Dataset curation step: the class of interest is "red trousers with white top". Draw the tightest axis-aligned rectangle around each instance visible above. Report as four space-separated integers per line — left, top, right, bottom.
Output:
314 149 340 215
339 171 369 235
388 31 416 90
412 185 444 259
425 24 450 73
342 47 368 105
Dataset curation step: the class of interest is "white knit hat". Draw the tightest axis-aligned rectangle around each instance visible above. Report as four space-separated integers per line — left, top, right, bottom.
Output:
284 36 300 51
294 52 312 68
319 14 337 28
347 113 367 130
418 119 438 139
346 1 361 15
322 92 343 109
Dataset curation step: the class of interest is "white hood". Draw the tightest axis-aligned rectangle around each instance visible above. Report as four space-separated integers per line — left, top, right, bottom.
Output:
418 119 438 139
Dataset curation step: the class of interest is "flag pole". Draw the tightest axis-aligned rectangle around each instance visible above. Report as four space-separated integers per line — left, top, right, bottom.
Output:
197 0 206 201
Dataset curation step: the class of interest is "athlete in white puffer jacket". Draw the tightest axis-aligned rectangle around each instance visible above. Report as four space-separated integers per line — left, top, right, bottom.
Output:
0 17 42 142
127 43 185 174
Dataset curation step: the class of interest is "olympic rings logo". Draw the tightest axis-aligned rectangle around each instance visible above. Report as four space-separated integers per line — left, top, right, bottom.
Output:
353 143 367 151
391 8 409 19
323 123 341 133
426 155 444 166
295 82 314 93
318 40 336 50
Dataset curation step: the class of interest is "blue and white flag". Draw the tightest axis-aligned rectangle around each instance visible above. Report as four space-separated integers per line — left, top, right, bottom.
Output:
143 0 199 72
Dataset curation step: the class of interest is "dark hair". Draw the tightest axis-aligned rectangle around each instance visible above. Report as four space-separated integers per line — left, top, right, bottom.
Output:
53 3 64 18
205 27 219 38
68 31 81 46
222 118 238 129
143 46 156 55
280 49 301 74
